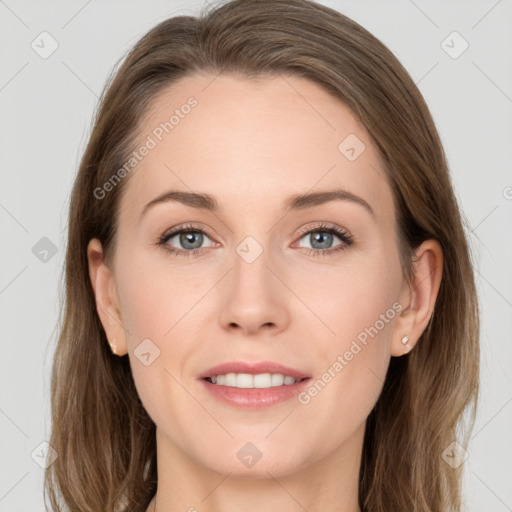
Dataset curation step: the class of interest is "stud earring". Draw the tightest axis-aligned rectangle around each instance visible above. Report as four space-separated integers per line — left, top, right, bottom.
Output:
401 336 409 345
110 339 117 355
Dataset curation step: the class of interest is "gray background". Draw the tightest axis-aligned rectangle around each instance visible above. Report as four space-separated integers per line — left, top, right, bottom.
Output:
1 0 511 510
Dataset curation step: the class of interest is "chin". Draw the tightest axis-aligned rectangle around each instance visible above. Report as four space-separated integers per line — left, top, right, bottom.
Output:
191 439 311 479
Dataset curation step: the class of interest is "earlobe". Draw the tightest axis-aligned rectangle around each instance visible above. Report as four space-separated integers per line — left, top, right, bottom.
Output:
87 238 128 356
391 239 443 357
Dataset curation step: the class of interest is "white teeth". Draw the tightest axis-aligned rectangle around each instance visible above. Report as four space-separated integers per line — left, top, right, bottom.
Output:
207 373 302 388
237 373 253 388
254 373 273 388
225 373 237 387
271 374 284 386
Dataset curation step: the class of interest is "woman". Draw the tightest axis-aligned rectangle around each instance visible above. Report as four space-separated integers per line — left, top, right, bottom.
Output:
44 0 479 511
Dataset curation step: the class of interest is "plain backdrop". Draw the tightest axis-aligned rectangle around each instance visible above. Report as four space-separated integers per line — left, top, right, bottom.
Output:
1 1 511 511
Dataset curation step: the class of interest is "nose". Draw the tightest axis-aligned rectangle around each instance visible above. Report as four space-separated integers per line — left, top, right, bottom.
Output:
218 244 290 336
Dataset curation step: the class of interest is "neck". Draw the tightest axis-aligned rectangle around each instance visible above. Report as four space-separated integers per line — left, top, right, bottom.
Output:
147 424 364 512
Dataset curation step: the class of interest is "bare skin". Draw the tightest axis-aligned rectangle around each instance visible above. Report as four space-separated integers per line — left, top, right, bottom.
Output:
88 73 442 512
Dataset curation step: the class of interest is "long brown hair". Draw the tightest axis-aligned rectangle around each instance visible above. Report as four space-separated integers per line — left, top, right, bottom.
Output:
44 1 480 510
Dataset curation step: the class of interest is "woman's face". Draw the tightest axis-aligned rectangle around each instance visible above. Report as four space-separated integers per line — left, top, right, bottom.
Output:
91 73 413 477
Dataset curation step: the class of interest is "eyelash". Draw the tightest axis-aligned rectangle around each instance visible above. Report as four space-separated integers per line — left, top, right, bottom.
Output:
296 223 354 258
156 222 354 258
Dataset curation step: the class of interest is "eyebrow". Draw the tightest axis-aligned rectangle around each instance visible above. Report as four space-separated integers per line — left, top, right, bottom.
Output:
139 188 375 220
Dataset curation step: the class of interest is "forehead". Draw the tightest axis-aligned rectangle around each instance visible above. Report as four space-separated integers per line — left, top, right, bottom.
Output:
120 72 394 224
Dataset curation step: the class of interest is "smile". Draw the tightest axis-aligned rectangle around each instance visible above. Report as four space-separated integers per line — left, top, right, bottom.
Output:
205 373 305 388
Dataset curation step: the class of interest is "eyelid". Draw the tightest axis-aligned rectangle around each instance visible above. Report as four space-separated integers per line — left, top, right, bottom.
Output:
160 222 350 242
296 221 350 237
160 222 217 242
293 222 354 248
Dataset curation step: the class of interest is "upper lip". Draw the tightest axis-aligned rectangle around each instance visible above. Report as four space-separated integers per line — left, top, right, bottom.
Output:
199 361 310 380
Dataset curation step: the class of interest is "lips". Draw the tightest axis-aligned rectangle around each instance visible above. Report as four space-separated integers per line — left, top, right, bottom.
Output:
198 361 312 409
199 361 310 381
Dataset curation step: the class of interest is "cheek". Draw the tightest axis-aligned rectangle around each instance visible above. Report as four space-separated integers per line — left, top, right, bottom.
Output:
113 257 193 409
116 252 196 340
292 300 395 463
292 245 400 434
298 245 401 351
312 268 396 407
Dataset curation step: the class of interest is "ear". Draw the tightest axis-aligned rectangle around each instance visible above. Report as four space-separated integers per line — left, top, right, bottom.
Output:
391 239 443 357
87 238 128 356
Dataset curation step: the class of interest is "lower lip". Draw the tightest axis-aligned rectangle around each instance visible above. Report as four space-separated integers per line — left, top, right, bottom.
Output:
200 378 312 409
